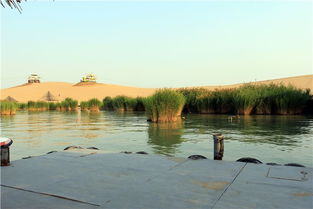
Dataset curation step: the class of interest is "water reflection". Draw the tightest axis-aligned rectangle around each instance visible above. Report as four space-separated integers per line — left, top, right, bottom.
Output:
148 121 184 156
1 111 313 166
183 114 313 147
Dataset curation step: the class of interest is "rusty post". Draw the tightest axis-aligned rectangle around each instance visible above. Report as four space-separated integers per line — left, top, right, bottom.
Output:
1 147 10 166
213 134 224 160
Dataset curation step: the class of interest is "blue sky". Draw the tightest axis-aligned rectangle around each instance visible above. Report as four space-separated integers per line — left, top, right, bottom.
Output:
1 1 312 88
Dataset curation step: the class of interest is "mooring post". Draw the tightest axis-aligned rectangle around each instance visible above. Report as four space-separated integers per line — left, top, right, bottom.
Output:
213 134 224 160
1 137 13 166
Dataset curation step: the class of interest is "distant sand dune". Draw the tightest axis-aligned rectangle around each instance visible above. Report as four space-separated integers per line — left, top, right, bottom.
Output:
202 74 313 91
1 75 312 103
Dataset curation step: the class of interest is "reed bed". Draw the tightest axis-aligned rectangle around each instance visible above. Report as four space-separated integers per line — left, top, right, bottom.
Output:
102 96 114 110
0 101 18 115
80 101 89 111
111 96 137 111
56 98 78 111
134 97 145 111
177 88 208 113
80 98 102 112
178 84 311 115
103 96 145 111
144 89 185 122
18 103 27 110
27 101 49 111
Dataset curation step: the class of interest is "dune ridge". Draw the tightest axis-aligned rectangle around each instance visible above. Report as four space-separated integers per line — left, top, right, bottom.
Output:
1 75 312 103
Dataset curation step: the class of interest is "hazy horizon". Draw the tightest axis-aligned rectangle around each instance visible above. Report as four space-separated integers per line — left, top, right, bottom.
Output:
1 1 312 88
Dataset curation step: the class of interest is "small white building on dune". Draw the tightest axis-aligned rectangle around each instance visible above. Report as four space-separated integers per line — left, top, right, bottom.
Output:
80 73 96 82
28 74 40 83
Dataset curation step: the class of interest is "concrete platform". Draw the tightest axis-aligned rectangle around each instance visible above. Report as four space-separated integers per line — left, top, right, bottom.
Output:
1 150 312 209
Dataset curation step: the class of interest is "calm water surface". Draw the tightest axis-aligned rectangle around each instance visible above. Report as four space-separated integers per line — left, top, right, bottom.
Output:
1 111 312 167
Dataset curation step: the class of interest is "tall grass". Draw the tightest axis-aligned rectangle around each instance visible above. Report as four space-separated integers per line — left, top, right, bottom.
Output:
179 84 311 115
144 89 185 122
48 102 57 110
88 98 102 112
80 98 102 112
27 101 49 111
134 97 145 111
110 96 137 111
103 96 145 111
18 103 27 110
0 101 18 115
178 88 208 113
196 89 236 114
102 96 113 110
80 101 89 111
59 98 78 111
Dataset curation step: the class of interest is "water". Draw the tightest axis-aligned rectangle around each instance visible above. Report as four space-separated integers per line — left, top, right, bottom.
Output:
1 111 312 167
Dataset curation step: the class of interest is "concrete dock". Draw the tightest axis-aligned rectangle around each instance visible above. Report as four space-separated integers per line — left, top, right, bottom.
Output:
1 149 312 209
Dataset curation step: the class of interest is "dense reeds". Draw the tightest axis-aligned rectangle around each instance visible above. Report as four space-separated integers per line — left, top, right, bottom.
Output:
112 96 137 111
0 101 18 115
18 103 27 110
177 88 208 113
178 83 311 115
102 96 114 110
80 98 102 112
56 98 78 111
144 89 185 122
103 96 145 111
27 101 49 111
134 97 145 111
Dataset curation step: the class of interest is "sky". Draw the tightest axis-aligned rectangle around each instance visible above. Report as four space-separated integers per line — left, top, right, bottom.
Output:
1 1 312 88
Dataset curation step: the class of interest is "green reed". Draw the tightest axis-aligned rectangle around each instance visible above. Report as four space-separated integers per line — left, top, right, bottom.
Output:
179 84 311 115
144 89 185 122
0 101 18 115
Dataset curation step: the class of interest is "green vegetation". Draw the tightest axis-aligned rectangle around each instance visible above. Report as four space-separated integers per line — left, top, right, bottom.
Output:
177 88 208 113
0 101 18 115
178 84 311 115
58 98 78 111
48 102 57 111
18 103 27 110
102 96 113 110
144 89 185 122
80 101 89 111
27 101 49 111
2 84 311 116
80 98 102 112
88 98 102 112
134 97 145 111
103 96 145 111
111 96 137 111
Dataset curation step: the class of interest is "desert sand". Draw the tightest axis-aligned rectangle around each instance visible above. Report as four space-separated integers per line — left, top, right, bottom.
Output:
1 75 312 103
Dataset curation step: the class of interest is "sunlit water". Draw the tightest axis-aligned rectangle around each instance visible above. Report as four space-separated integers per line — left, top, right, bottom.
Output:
1 111 312 167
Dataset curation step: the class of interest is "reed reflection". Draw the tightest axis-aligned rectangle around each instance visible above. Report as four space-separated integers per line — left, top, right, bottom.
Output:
147 121 184 156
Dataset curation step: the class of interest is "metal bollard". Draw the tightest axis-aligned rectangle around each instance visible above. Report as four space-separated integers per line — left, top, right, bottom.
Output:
213 134 224 160
1 137 13 166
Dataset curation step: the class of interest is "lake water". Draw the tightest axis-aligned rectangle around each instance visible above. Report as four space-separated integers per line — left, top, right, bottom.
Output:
1 111 312 167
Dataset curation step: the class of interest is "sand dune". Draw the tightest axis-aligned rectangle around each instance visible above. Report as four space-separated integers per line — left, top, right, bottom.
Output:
202 74 313 91
1 75 312 103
